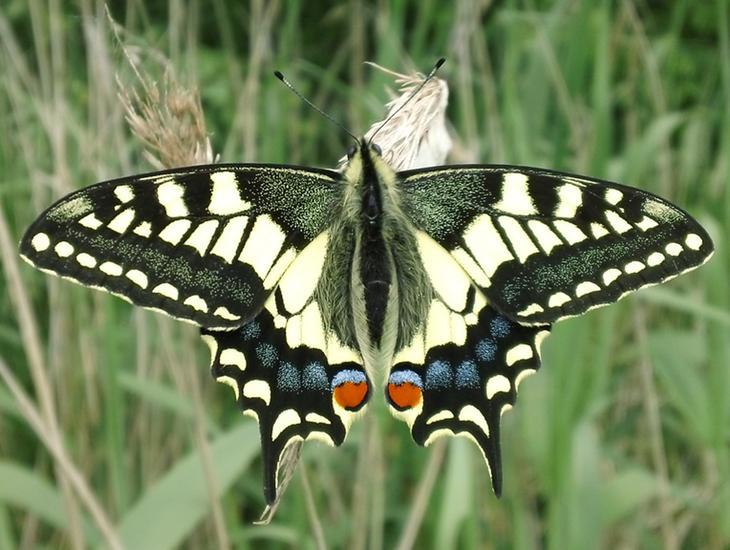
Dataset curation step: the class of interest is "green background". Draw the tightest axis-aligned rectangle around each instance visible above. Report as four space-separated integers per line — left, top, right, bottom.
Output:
1 1 728 548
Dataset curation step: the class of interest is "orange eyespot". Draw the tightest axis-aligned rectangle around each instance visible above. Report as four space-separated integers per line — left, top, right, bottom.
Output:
387 382 423 410
334 381 369 410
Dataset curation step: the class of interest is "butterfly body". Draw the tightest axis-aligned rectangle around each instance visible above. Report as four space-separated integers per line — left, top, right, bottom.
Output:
337 142 433 375
20 138 713 504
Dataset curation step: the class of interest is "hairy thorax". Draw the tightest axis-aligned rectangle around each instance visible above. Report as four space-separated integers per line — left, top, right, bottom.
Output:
316 145 432 376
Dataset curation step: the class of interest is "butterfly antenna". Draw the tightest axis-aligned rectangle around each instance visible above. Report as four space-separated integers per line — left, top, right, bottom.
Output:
368 57 446 145
274 70 360 145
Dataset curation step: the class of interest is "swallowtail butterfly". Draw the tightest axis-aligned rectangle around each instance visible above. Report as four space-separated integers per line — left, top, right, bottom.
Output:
20 78 713 506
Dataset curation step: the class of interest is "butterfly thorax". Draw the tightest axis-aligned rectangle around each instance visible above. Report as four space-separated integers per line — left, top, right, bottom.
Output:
317 144 433 375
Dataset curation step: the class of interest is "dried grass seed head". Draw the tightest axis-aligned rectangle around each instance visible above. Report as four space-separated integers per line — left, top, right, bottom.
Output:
353 64 452 171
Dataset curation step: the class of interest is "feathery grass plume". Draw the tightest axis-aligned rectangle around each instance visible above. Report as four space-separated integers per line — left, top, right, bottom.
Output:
256 442 302 524
349 63 452 170
107 5 214 170
117 69 214 169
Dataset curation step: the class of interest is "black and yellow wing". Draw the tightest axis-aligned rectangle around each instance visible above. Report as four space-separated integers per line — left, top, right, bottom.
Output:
20 163 372 505
20 163 340 329
386 230 548 495
400 165 713 325
389 164 712 495
203 231 370 504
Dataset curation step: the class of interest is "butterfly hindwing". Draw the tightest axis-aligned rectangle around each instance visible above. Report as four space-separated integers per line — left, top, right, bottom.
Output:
400 165 714 325
202 232 370 504
20 164 341 329
386 235 549 495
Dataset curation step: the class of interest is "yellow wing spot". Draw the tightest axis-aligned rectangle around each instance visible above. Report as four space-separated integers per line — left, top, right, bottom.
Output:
605 211 632 234
506 344 533 366
527 220 562 254
636 216 658 231
214 306 241 321
183 294 208 312
426 410 455 424
159 220 192 245
208 171 252 215
157 181 188 217
485 375 510 399
305 413 331 424
271 409 302 440
79 213 103 230
602 268 622 286
133 222 152 238
498 216 539 263
76 253 97 268
457 405 490 436
605 188 623 205
152 283 179 300
108 209 136 234
624 261 645 274
495 172 537 215
243 379 271 405
647 252 665 266
126 269 148 288
548 292 571 308
517 303 543 317
114 185 134 203
100 261 123 276
239 215 286 278
220 348 246 370
554 182 583 218
575 281 601 297
31 233 50 251
464 215 513 277
210 216 249 264
590 223 610 239
184 220 219 256
665 242 683 256
554 220 587 245
54 241 74 257
685 233 703 250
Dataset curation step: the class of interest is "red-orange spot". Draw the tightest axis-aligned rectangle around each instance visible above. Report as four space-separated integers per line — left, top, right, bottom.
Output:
388 382 422 409
334 381 368 410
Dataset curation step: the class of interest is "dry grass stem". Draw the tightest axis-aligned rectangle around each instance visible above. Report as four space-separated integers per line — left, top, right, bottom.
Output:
395 439 447 550
299 464 328 550
633 307 679 549
0 204 114 548
111 14 234 543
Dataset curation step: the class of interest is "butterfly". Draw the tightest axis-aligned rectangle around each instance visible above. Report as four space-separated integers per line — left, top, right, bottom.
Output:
19 112 714 506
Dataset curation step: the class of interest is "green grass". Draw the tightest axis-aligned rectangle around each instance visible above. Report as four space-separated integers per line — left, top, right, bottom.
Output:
1 1 728 548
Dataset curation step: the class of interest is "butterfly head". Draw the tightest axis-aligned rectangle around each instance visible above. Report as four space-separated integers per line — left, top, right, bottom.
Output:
342 139 390 188
346 140 383 161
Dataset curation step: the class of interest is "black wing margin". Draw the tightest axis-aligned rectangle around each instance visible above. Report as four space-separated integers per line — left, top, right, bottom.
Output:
399 165 714 325
20 164 340 329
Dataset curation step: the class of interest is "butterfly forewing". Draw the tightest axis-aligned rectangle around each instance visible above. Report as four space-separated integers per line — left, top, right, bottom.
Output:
400 166 714 325
20 164 341 328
